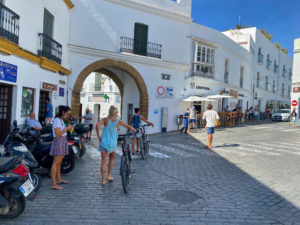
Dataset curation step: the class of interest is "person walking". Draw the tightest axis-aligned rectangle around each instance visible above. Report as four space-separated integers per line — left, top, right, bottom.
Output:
45 97 53 126
202 104 219 149
83 109 94 139
129 108 153 155
49 106 73 190
180 108 190 134
96 106 136 186
290 108 297 128
189 106 197 129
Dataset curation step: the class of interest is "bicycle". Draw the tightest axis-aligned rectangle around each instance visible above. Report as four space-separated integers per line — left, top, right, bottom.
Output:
137 124 151 160
118 133 132 194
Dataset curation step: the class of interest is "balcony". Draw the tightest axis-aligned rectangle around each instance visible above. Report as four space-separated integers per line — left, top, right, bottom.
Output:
274 65 279 73
258 54 264 64
191 71 214 79
0 3 20 44
120 37 162 59
38 33 62 64
267 60 272 69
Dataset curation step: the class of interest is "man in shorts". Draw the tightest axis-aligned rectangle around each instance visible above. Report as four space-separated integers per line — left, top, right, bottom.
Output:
202 104 219 149
189 106 197 129
129 108 153 155
83 109 94 139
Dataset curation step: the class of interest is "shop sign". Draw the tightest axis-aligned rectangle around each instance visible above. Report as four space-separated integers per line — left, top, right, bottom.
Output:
42 82 57 91
293 87 300 93
90 96 105 102
156 86 174 98
196 86 210 90
59 88 64 97
230 89 238 99
0 60 17 83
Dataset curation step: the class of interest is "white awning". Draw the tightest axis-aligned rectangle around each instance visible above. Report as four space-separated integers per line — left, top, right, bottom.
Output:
182 96 214 102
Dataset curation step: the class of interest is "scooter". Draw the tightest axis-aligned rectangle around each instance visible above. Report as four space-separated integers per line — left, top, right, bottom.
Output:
0 156 36 218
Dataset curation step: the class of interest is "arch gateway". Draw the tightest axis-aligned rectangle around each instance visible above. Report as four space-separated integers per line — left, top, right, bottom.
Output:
71 59 149 121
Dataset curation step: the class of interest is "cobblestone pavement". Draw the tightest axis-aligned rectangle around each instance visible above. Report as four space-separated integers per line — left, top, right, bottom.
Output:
2 121 300 225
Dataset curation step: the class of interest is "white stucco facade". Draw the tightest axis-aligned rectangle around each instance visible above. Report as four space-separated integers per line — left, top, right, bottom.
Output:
291 38 300 120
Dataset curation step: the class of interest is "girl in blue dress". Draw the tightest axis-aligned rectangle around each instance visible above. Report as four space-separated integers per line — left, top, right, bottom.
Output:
96 106 136 185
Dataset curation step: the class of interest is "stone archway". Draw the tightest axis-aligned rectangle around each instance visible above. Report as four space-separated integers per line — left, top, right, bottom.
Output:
71 59 149 119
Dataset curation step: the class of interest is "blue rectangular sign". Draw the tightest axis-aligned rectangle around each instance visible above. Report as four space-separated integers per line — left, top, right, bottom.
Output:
0 61 17 83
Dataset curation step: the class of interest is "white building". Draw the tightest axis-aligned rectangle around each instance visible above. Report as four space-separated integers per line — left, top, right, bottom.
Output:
291 38 300 120
223 28 292 113
80 72 121 124
0 0 73 142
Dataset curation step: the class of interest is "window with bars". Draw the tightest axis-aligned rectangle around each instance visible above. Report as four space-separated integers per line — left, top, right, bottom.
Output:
256 72 260 88
94 73 101 91
224 59 229 83
240 66 244 88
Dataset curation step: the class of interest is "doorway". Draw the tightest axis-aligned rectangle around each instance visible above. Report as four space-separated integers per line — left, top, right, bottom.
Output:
39 91 49 123
0 84 12 143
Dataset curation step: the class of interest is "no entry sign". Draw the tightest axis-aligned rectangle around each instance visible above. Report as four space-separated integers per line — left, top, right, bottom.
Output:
292 100 297 107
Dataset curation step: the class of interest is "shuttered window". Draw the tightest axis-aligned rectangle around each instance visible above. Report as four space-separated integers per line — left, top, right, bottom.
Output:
133 23 148 56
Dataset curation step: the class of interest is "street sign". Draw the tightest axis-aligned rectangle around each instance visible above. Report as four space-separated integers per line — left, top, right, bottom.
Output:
292 100 297 107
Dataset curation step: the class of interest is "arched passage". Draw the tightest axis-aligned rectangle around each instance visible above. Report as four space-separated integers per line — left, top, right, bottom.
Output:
71 59 149 119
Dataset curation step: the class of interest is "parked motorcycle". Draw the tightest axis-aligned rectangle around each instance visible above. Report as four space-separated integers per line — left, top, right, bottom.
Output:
69 123 89 158
0 156 36 218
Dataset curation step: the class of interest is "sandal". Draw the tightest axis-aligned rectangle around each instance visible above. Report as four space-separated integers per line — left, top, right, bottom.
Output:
57 180 69 184
101 181 107 186
108 177 114 182
50 185 63 190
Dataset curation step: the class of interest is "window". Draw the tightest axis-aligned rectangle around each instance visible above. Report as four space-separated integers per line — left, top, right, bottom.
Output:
196 45 215 65
224 59 229 83
21 87 34 117
43 9 54 38
256 72 260 87
265 76 269 90
258 48 261 55
272 80 276 93
240 66 244 88
94 73 101 91
133 23 148 56
283 65 286 76
288 86 291 97
282 83 285 96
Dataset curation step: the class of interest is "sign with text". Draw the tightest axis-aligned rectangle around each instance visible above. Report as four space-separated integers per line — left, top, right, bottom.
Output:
293 87 300 93
0 61 17 83
59 88 64 97
42 82 57 91
156 86 174 98
229 89 238 99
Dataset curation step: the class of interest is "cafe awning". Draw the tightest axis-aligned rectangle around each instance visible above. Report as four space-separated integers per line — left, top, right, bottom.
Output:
182 96 213 102
206 94 233 99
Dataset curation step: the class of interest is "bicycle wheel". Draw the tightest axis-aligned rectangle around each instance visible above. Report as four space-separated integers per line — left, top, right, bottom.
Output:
120 154 130 193
140 137 145 160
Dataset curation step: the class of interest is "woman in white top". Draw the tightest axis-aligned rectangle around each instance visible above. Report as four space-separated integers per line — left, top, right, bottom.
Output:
49 106 73 190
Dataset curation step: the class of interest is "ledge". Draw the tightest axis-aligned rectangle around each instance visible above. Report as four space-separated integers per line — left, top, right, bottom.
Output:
0 37 71 75
63 0 74 9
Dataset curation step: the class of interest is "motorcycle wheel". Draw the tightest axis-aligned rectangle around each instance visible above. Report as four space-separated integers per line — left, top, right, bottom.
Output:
31 172 42 192
1 196 26 218
61 156 76 174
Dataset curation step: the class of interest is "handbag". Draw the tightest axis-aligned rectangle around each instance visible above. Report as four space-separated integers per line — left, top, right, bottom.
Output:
214 116 220 127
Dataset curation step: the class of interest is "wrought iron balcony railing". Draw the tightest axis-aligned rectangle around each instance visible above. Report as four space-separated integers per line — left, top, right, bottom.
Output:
258 54 264 64
38 33 62 64
120 37 162 59
0 3 19 44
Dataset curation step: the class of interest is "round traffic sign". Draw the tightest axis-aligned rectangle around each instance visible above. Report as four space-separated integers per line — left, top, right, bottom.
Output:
292 100 297 107
157 86 165 96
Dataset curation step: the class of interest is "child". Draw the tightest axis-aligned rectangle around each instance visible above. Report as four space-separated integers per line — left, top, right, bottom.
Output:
96 106 136 186
129 108 153 155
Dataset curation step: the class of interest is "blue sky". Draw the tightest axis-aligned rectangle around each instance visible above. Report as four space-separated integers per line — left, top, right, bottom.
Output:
191 0 300 56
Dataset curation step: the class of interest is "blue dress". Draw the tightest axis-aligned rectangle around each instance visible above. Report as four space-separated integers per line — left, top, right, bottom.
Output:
99 119 119 154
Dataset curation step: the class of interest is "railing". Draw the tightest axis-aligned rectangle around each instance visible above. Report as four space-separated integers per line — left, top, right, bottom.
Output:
224 72 228 83
38 33 62 64
0 3 20 44
274 65 279 73
191 71 214 79
258 54 264 64
120 37 162 59
267 60 272 69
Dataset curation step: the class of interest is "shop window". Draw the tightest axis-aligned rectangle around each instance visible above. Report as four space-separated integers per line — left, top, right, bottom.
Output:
21 87 34 117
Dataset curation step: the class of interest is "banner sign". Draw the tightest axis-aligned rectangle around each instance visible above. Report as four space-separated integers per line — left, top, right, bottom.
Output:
230 89 238 99
0 61 17 83
59 88 64 97
156 86 174 98
42 82 57 91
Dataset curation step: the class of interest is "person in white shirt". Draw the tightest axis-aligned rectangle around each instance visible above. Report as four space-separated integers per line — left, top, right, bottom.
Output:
202 104 220 149
83 109 94 139
189 106 197 129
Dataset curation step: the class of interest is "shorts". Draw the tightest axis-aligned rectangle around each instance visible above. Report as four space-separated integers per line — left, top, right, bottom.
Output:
206 127 215 134
89 124 93 131
131 129 142 138
292 117 296 122
189 119 196 123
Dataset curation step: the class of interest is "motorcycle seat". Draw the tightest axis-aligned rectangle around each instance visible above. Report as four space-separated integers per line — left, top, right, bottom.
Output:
0 156 22 173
